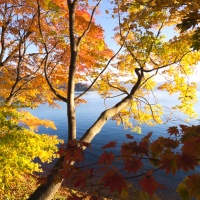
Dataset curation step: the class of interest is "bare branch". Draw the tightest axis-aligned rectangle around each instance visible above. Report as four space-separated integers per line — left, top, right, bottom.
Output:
80 67 144 143
143 50 192 73
103 76 129 95
36 0 67 103
75 31 130 101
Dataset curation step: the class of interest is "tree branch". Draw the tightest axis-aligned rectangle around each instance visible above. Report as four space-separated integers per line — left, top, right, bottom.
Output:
75 31 130 101
37 0 68 103
80 67 143 143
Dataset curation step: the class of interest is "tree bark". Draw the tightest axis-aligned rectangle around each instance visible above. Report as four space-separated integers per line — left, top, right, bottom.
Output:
67 0 77 141
80 68 143 143
28 156 65 200
28 180 62 200
28 1 78 199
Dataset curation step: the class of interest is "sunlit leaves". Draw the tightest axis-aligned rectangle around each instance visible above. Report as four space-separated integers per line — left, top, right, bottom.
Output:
0 113 62 197
1 0 200 199
0 105 62 198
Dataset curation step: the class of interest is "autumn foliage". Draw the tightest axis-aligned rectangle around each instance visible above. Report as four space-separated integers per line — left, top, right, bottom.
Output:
0 0 200 199
33 124 199 199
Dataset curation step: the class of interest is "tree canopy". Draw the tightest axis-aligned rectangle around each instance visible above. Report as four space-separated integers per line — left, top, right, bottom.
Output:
0 0 200 199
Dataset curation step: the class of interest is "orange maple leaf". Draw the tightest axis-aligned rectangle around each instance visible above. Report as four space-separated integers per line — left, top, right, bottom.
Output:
101 170 127 194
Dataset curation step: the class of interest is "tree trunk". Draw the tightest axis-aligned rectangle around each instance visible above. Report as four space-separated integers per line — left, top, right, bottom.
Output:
28 180 62 200
28 68 143 199
28 156 65 200
67 0 77 141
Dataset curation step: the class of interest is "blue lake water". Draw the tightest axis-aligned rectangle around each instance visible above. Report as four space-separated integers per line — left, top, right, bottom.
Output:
30 91 200 145
30 91 200 199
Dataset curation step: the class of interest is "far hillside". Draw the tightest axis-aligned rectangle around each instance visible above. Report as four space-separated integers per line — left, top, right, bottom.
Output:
75 83 91 91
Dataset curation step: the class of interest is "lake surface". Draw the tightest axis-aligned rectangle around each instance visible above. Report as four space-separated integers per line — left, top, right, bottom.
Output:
30 91 200 199
30 91 200 144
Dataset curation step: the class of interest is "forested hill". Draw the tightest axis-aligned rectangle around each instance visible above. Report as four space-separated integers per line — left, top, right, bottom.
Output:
75 83 91 91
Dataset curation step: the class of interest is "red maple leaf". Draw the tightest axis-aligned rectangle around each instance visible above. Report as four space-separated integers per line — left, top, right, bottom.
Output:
150 140 164 156
67 194 83 200
121 142 134 156
182 136 200 157
176 152 198 172
139 172 163 196
57 167 73 179
57 147 65 157
98 152 115 165
126 134 134 139
37 177 48 185
123 157 143 173
162 137 179 149
101 170 127 194
121 141 149 157
139 140 149 157
65 147 84 163
102 141 117 149
159 150 177 175
74 175 87 188
180 124 189 134
167 126 179 136
73 169 93 188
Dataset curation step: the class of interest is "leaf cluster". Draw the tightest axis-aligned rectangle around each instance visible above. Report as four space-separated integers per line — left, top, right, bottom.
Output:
0 105 62 199
43 125 200 199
